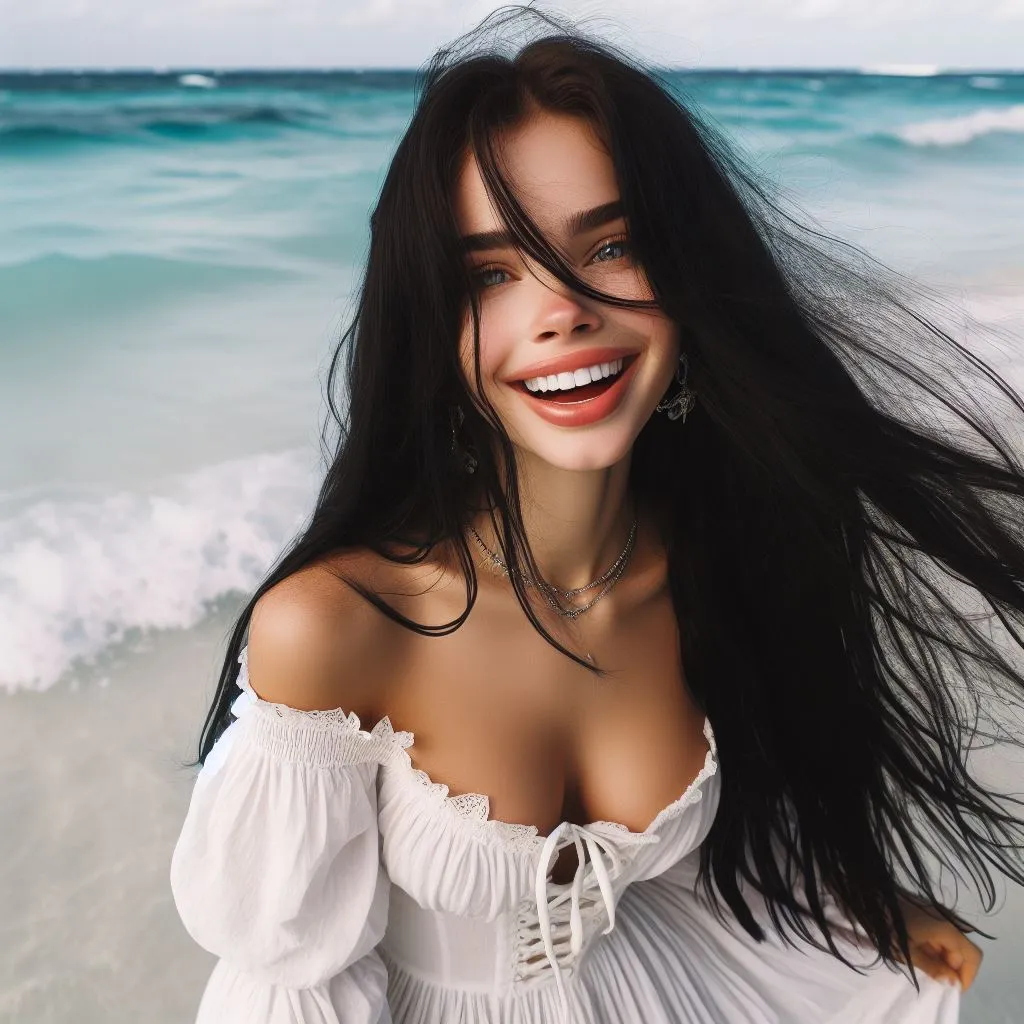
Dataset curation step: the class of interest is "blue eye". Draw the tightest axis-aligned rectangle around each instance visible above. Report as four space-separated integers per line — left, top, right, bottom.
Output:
594 238 630 262
473 266 510 289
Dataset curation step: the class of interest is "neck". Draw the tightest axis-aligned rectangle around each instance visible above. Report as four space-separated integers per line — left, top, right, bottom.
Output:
469 448 636 594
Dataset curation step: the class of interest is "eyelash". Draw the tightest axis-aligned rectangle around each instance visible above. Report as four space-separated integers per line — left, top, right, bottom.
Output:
471 235 632 291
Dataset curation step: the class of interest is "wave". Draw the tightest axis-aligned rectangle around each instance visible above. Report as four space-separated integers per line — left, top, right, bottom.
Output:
893 104 1024 147
178 73 218 89
0 451 317 693
0 104 328 151
0 253 296 336
859 64 941 77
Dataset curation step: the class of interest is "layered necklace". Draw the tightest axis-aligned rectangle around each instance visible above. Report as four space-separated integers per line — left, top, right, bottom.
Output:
467 517 638 621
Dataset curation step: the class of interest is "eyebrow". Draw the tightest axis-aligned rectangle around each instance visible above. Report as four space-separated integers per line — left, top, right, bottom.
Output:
460 199 625 254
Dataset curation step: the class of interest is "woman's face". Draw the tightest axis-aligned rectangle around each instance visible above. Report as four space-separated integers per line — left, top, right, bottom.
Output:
453 108 679 473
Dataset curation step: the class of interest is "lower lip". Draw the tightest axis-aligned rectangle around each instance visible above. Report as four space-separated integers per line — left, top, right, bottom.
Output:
514 357 640 428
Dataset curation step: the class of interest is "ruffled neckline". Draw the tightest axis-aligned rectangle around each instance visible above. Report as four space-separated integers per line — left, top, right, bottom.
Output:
235 645 719 857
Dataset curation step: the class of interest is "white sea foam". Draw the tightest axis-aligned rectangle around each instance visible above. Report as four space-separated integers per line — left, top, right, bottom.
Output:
178 73 218 89
0 450 317 693
970 76 1004 90
860 64 941 77
894 104 1024 146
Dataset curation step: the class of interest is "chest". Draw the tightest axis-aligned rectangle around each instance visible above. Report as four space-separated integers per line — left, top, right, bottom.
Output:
381 582 709 885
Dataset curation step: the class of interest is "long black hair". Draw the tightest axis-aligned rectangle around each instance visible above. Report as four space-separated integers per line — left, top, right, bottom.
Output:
194 3 1024 979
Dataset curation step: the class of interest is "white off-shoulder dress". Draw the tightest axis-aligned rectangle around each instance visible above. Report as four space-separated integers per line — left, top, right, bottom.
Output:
171 648 961 1024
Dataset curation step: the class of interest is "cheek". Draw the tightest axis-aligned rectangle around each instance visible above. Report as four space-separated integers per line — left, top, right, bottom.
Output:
459 313 513 392
457 313 489 392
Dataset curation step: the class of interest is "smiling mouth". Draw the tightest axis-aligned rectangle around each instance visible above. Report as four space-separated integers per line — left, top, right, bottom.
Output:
514 355 637 403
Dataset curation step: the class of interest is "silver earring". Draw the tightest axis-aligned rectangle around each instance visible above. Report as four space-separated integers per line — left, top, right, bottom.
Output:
449 404 478 474
656 352 696 422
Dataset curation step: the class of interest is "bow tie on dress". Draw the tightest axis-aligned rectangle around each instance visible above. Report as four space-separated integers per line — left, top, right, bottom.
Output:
525 821 660 1023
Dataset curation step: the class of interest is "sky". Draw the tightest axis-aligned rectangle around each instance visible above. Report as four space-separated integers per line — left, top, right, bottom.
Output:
1 0 1022 70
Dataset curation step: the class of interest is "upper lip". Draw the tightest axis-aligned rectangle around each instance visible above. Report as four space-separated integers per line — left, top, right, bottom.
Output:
505 346 638 383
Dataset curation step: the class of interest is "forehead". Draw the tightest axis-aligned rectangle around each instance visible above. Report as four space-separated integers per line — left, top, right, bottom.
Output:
454 110 618 236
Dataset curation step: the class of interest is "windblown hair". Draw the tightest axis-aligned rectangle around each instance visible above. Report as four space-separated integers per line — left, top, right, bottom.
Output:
196 3 1024 979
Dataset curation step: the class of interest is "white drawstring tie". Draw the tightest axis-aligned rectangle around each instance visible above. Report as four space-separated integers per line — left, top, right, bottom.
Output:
530 822 634 1023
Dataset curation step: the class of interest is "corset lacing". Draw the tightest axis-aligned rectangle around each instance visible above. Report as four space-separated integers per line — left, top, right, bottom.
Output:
517 822 659 1023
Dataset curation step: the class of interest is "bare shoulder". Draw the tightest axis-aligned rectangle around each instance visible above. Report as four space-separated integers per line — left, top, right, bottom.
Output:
246 549 407 718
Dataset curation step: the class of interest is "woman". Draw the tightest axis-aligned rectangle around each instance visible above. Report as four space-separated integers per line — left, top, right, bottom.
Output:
171 7 1024 1023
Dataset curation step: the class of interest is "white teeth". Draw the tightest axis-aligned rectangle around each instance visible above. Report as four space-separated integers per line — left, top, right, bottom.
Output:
522 357 627 393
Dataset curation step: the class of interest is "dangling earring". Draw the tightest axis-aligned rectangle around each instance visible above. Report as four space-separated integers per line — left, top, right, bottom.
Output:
449 404 478 474
656 352 697 422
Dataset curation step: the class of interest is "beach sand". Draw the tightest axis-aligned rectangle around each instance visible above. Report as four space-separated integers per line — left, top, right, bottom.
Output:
0 609 228 1023
1 600 1021 1023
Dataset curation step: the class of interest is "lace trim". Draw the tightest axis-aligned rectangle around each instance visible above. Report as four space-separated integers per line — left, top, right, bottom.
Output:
386 713 719 856
234 646 719 850
386 738 547 854
641 716 720 835
234 646 414 769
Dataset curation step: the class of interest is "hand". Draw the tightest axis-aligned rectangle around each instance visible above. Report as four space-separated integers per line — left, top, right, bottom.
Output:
896 898 983 992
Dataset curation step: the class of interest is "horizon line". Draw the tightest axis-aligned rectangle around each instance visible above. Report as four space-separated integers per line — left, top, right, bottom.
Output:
2 64 1023 75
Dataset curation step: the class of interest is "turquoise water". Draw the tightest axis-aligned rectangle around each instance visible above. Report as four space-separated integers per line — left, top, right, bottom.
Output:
1 69 1024 691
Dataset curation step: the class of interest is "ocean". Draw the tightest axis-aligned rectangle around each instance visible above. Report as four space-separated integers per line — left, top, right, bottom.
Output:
1 69 1022 1022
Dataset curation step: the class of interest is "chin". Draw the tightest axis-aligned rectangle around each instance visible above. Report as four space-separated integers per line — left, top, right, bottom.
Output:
518 428 638 472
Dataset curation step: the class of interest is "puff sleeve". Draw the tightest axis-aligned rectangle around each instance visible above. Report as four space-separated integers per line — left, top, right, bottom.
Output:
171 648 395 1024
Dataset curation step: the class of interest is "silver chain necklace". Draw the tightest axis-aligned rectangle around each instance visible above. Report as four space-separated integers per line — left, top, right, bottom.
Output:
467 518 638 620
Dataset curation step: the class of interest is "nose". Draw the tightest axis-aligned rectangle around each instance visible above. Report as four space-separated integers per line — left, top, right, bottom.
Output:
529 273 602 343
